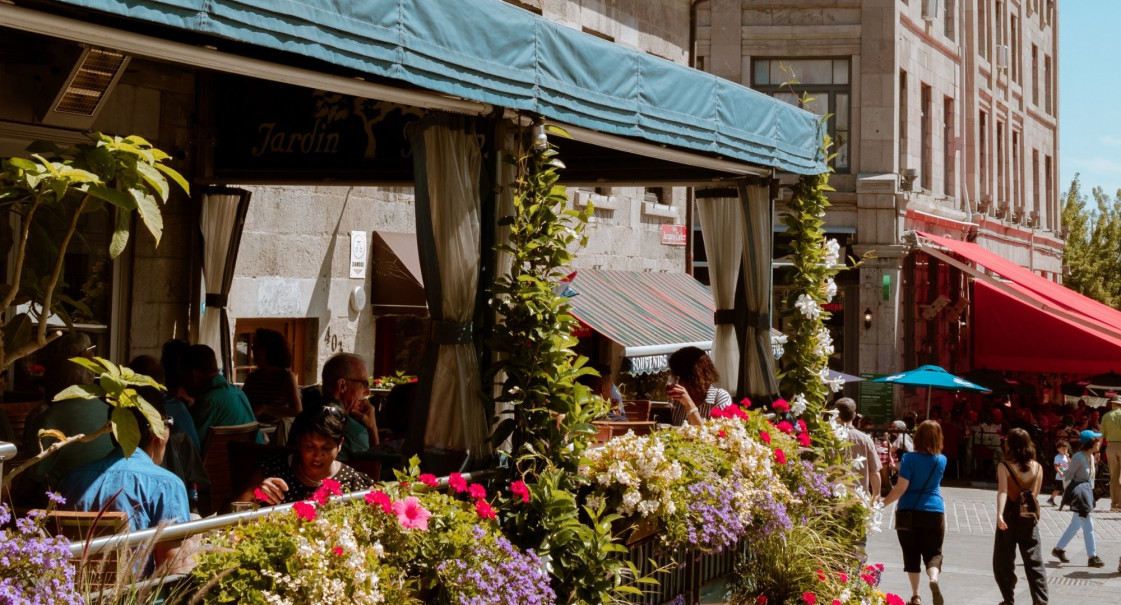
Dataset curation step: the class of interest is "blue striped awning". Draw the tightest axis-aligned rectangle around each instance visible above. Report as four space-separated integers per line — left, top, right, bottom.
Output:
566 270 715 374
39 0 826 175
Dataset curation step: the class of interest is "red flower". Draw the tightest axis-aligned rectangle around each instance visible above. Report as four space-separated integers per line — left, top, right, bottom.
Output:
739 397 752 407
860 573 877 585
760 431 772 445
365 490 393 514
409 377 418 383
322 478 342 497
718 429 727 439
776 420 794 435
475 499 497 520
731 405 748 420
755 596 767 604
885 594 905 605
469 483 487 500
815 569 826 581
773 398 790 412
775 449 787 465
449 472 468 493
711 406 727 419
253 488 269 503
797 419 807 432
802 592 816 605
875 563 885 571
511 480 530 503
311 488 329 506
293 501 317 521
419 473 439 488
838 572 848 583
832 600 841 605
333 546 344 556
798 431 812 447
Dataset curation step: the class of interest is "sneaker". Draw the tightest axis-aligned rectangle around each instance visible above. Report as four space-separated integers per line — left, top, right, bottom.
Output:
930 580 943 605
1047 497 1056 506
1052 547 1070 563
1089 556 1105 568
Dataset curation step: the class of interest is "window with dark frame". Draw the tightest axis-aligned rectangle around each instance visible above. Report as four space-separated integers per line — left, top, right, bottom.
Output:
233 317 310 385
751 58 851 172
921 84 932 191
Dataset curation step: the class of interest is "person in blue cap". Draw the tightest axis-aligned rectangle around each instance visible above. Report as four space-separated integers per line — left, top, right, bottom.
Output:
1052 429 1105 569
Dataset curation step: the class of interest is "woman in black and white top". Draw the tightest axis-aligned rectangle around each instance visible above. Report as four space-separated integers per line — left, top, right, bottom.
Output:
666 346 732 426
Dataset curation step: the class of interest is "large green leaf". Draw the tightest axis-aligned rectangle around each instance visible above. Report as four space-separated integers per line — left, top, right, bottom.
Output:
135 395 167 440
111 406 140 458
154 163 190 196
109 208 130 259
135 160 169 202
100 372 126 398
86 183 136 210
53 383 107 401
131 186 163 245
66 356 105 375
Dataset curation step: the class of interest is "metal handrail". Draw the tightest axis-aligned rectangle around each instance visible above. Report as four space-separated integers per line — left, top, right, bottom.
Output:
69 467 502 557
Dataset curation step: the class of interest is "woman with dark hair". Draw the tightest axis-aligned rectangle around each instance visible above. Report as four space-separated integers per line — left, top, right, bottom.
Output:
242 328 302 421
993 428 1048 605
241 405 373 505
665 346 731 426
883 420 948 605
1052 429 1105 568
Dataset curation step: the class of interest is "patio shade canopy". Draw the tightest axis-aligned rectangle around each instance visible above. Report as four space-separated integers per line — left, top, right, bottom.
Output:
916 231 1121 374
371 231 425 313
36 0 826 176
565 270 715 375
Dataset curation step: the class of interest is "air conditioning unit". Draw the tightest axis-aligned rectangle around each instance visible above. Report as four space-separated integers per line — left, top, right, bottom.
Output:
922 0 942 21
41 47 130 129
995 45 1010 70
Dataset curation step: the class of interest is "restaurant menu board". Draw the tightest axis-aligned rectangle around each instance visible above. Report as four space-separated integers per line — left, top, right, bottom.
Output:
858 374 894 425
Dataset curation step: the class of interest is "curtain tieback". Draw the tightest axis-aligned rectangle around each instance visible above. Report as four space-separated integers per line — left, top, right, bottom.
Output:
205 293 228 308
430 320 474 345
745 310 770 331
714 309 736 325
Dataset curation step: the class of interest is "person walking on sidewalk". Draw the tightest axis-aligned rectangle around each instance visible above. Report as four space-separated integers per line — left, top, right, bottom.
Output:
1052 429 1105 568
883 420 947 605
1099 395 1121 510
993 428 1048 605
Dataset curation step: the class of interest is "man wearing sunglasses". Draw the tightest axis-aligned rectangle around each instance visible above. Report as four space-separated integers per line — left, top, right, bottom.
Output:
320 352 379 461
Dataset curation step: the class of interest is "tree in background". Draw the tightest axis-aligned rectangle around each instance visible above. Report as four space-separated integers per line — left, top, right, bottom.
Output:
1061 174 1121 306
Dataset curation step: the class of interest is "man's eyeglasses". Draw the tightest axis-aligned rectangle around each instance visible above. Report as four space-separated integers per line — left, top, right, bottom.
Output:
343 378 370 390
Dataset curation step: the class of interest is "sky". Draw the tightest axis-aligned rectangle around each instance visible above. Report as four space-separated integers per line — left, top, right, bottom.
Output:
1059 1 1121 196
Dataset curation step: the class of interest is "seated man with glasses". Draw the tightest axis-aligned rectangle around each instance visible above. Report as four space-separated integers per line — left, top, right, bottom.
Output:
59 387 192 570
318 352 379 462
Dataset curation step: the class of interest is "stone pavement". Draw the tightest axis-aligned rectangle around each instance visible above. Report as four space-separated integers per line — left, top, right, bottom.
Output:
867 485 1121 604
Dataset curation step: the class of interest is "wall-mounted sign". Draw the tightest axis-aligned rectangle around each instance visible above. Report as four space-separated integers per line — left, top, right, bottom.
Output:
859 373 894 425
661 224 687 246
350 231 368 279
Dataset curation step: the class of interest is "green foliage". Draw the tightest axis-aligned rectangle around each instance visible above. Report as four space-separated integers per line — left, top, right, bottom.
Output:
0 133 188 371
1060 174 1121 306
52 356 165 458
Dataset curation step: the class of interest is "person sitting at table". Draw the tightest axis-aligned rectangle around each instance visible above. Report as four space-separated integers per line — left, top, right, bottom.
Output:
665 346 731 426
242 404 374 505
242 328 302 422
183 344 260 443
578 362 627 421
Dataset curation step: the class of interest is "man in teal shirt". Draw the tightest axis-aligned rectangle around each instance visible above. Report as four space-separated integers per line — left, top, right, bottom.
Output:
184 345 261 444
319 352 377 462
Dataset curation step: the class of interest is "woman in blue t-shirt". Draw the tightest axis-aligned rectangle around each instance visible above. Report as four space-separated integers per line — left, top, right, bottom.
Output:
884 420 948 605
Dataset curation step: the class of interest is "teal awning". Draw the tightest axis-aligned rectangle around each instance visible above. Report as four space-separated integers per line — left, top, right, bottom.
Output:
44 0 826 175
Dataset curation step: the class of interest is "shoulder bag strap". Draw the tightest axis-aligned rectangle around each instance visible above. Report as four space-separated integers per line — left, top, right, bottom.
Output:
1003 461 1026 493
901 456 938 511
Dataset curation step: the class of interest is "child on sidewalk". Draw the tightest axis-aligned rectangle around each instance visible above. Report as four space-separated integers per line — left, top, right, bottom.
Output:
1049 441 1070 506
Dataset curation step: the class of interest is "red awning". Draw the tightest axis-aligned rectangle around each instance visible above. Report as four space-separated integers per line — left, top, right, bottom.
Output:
973 280 1121 374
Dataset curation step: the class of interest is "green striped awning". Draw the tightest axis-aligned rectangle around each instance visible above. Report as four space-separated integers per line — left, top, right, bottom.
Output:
566 270 715 374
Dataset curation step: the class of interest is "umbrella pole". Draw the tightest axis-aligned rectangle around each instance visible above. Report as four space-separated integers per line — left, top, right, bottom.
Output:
926 388 932 420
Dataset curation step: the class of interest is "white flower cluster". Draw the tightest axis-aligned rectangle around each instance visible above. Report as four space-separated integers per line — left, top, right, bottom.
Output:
790 393 807 416
771 330 788 360
585 432 682 517
795 294 822 319
822 238 841 269
812 327 834 358
262 518 386 605
822 278 838 302
818 365 845 393
676 418 776 481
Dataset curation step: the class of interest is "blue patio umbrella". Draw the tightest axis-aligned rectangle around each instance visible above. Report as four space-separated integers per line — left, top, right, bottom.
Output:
872 364 991 419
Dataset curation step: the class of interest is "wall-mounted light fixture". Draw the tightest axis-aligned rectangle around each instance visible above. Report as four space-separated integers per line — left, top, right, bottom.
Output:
863 307 873 329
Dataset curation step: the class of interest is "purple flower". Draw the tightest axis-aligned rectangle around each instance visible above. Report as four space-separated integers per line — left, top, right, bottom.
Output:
45 492 66 506
0 504 82 604
437 526 555 604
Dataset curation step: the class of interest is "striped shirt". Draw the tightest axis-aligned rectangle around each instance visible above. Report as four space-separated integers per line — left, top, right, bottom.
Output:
671 385 732 426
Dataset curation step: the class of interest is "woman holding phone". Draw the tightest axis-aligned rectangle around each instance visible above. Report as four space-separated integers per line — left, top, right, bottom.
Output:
665 346 731 426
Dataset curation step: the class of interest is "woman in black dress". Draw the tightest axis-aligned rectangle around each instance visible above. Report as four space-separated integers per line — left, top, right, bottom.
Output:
242 405 373 505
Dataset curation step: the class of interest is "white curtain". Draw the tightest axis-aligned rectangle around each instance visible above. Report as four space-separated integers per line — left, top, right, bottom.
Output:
198 190 249 375
740 182 779 398
696 192 744 391
415 117 489 455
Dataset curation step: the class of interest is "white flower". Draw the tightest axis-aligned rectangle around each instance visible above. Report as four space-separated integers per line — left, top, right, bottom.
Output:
823 278 837 301
822 238 841 268
832 483 848 499
790 393 807 416
795 294 822 319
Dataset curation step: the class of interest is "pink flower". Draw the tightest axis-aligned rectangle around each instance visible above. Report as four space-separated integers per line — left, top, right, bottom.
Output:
253 488 269 503
293 501 317 521
798 431 812 447
755 597 767 605
449 472 468 493
802 592 817 605
739 397 752 408
321 478 342 497
419 473 439 488
773 398 790 412
511 480 530 504
311 486 329 506
333 546 344 556
815 569 825 581
838 572 848 583
797 419 807 432
468 483 487 500
775 449 787 465
875 563 885 571
885 594 905 605
860 573 877 585
776 420 794 434
759 431 772 444
718 429 726 439
365 490 393 514
475 499 497 520
392 496 431 530
711 406 727 419
832 601 841 605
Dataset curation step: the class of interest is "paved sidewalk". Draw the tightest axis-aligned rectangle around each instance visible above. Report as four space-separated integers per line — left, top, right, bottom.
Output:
868 485 1121 604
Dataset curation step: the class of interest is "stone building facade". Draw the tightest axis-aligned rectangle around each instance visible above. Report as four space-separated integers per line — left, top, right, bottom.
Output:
695 0 1062 376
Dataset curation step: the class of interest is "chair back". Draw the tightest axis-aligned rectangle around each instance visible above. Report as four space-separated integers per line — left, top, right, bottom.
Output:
3 399 44 443
41 510 129 590
622 400 651 422
202 422 261 514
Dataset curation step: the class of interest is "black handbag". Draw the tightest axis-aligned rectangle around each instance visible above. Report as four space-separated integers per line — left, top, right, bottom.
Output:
895 461 937 531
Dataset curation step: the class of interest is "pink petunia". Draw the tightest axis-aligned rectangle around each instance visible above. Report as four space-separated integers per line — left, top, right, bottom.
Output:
311 486 329 506
711 406 727 419
798 431 812 447
775 449 787 465
293 501 317 521
885 594 905 605
449 472 468 493
832 601 841 605
392 496 432 530
838 572 848 583
510 480 530 504
253 488 269 503
860 573 877 585
802 592 816 605
365 490 393 514
759 431 772 445
730 405 748 420
468 483 487 500
739 397 752 408
333 546 344 556
776 421 794 435
475 499 497 520
418 473 439 488
797 419 807 432
773 398 790 412
322 478 342 497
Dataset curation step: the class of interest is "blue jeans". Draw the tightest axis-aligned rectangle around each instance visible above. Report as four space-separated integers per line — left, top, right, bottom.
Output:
1055 513 1096 557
